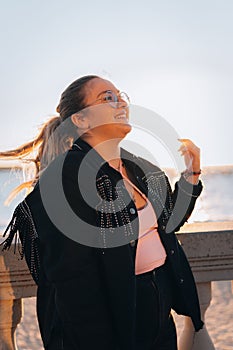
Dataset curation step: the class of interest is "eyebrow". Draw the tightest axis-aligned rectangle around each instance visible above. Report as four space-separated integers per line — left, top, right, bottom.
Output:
96 89 120 98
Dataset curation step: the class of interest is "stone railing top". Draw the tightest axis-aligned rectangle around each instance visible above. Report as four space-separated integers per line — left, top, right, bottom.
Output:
179 221 233 233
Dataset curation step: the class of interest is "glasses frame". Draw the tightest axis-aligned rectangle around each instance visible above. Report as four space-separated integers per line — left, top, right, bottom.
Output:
84 90 130 109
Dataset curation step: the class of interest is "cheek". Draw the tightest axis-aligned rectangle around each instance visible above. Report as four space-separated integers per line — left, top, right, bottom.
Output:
90 109 114 127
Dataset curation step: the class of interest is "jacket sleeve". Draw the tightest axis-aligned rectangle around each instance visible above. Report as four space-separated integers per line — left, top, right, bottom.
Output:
132 154 203 233
166 174 203 233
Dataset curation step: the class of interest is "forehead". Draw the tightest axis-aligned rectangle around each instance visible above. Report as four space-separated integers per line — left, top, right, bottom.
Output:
85 78 118 100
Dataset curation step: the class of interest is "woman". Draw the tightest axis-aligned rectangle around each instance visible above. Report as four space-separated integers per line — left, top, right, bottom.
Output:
1 75 203 349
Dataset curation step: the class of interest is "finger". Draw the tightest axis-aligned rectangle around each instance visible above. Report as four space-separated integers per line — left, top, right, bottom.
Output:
179 141 199 154
178 138 199 148
179 150 190 157
178 145 188 152
178 139 195 148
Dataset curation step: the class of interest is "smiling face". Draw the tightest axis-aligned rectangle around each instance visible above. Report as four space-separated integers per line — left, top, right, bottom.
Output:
71 77 132 143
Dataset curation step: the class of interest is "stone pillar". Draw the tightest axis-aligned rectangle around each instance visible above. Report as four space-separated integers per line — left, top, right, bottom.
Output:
0 299 22 350
0 244 37 350
178 282 215 350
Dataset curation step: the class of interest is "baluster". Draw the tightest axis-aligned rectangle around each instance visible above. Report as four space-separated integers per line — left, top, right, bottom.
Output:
0 299 22 350
178 282 215 350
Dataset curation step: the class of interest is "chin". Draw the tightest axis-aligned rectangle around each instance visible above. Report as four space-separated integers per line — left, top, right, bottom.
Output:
114 122 132 138
93 123 132 141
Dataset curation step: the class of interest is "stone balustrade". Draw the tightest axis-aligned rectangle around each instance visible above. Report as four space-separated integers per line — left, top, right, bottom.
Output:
178 221 233 349
0 221 233 350
0 244 36 350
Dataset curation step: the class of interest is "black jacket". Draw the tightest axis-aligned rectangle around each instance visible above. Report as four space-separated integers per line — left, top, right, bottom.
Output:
2 138 204 349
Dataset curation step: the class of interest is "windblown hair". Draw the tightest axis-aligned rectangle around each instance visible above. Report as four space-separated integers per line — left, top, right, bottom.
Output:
0 75 99 202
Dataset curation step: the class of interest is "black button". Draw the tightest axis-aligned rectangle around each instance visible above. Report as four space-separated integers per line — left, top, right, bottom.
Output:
180 278 184 284
170 250 175 255
130 240 135 247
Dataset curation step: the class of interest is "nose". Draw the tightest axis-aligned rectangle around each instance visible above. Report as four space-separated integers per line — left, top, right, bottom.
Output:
117 100 128 108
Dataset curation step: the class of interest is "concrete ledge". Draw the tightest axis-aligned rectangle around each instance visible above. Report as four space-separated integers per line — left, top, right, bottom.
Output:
178 221 233 282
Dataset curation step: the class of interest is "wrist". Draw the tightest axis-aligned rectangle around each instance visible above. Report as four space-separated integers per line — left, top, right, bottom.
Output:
182 170 201 176
181 170 201 185
188 162 201 174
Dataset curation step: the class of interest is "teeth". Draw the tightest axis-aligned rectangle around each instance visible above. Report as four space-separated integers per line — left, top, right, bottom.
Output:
115 113 127 119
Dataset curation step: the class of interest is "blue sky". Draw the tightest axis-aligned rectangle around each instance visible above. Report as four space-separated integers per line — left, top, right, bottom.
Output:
0 0 232 166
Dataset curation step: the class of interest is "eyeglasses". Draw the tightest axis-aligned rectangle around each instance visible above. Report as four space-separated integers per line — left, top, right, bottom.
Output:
85 90 130 109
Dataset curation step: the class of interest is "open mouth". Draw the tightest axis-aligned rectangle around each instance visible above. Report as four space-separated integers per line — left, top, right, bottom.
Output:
114 111 128 121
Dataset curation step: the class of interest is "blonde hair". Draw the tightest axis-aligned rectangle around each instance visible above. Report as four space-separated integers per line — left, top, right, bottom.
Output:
0 75 99 202
0 116 75 203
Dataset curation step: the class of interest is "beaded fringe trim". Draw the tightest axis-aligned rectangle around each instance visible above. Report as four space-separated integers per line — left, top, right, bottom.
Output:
143 172 173 220
96 175 135 248
0 200 40 284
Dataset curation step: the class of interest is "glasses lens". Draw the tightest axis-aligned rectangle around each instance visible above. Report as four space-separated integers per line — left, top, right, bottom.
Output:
107 92 130 108
119 92 130 106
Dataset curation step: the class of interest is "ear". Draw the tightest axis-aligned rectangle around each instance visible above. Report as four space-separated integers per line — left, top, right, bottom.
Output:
71 112 89 130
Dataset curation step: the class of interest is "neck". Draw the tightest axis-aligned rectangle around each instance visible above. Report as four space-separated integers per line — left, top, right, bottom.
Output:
82 136 121 164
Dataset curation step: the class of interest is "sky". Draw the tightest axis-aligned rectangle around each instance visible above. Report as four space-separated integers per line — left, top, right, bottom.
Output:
0 0 232 167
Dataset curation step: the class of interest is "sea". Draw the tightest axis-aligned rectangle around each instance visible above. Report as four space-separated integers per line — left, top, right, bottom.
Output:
0 165 233 234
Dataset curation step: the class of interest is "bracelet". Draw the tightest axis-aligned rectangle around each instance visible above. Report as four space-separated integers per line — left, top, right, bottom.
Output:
181 170 201 178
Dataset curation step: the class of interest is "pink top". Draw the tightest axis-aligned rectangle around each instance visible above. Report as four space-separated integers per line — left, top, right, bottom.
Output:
135 200 166 275
116 164 167 275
